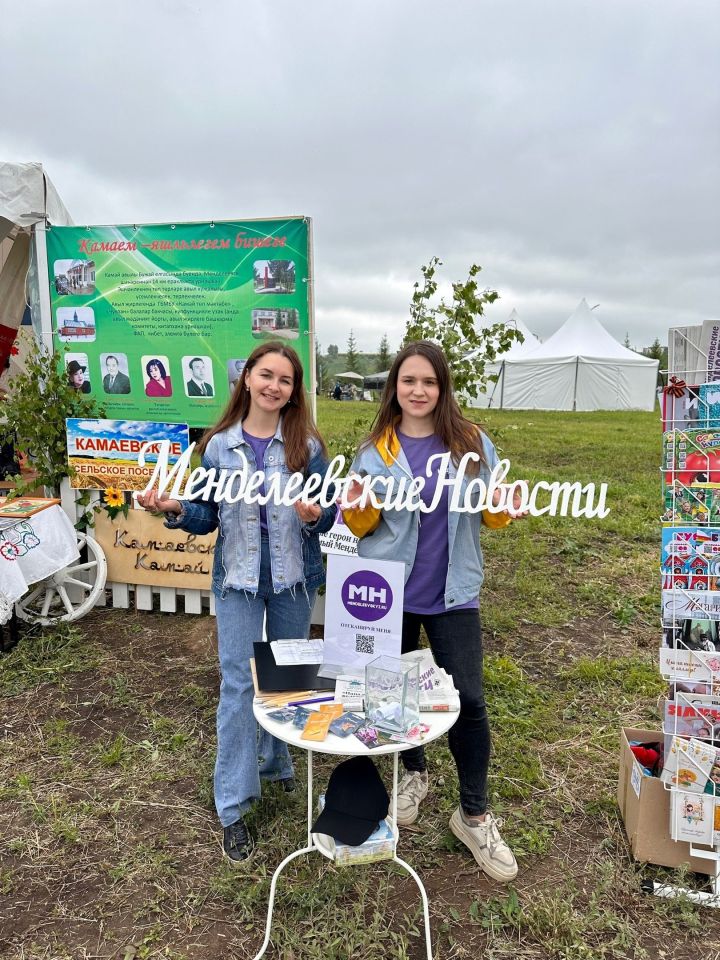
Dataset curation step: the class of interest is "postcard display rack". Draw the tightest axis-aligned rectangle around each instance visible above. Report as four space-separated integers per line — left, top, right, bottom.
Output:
655 328 720 906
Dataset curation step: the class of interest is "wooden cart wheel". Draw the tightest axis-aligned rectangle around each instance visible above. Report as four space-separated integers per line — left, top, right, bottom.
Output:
15 532 108 625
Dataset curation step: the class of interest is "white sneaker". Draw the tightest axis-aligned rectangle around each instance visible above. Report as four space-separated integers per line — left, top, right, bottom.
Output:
393 771 429 826
449 808 518 882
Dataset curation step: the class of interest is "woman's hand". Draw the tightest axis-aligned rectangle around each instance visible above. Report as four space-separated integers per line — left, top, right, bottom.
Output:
339 477 366 511
136 490 182 515
492 485 529 519
294 500 321 523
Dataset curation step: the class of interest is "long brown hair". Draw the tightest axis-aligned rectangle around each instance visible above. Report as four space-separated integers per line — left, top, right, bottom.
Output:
197 342 326 472
365 340 487 470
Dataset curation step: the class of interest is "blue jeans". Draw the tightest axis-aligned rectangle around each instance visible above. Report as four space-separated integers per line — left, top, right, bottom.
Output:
214 537 317 827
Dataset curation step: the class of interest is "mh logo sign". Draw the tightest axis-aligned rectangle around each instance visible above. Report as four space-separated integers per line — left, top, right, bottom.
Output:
341 570 393 622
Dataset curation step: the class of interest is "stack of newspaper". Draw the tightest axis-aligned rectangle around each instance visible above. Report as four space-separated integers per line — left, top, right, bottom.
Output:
401 649 460 712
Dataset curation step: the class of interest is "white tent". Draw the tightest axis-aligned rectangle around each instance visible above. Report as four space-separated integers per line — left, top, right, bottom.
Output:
0 163 73 389
467 310 542 409
496 299 659 411
0 162 73 234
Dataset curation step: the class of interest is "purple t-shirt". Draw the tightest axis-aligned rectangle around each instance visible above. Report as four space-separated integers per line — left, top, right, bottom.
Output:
243 430 273 533
398 430 479 616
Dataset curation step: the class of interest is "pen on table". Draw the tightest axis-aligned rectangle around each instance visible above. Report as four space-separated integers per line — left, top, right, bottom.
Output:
287 695 336 707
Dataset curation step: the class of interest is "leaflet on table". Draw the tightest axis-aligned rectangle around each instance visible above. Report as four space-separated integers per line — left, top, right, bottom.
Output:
270 639 324 666
322 555 404 673
333 675 365 710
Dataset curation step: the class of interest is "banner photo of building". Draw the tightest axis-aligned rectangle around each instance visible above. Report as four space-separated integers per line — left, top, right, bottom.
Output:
66 418 190 491
46 218 312 428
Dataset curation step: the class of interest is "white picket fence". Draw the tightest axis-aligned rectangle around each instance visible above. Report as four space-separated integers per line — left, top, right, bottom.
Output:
60 480 325 623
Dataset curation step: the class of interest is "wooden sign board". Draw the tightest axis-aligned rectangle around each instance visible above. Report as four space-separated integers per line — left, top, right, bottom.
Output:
94 510 216 590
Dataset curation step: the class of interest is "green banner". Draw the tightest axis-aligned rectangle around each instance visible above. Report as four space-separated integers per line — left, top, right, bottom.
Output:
46 218 311 428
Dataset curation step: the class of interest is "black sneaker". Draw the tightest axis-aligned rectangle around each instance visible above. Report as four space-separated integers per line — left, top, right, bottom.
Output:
280 777 296 793
223 818 253 864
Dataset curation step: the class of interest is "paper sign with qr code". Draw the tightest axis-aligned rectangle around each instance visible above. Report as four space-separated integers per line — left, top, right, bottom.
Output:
323 554 404 672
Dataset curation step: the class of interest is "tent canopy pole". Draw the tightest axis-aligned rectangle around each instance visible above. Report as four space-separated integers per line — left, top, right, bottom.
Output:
572 356 579 412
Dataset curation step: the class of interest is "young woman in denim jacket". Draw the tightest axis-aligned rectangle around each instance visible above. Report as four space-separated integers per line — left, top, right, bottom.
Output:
343 340 522 883
138 342 335 863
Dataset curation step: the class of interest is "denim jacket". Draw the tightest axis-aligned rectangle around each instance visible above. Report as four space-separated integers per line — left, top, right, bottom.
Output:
165 420 335 596
342 425 510 609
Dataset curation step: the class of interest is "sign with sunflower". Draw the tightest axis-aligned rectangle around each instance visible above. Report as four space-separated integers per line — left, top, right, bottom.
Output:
66 418 190 491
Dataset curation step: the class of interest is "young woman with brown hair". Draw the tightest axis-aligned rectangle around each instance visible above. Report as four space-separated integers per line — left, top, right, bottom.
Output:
138 342 335 863
343 340 521 882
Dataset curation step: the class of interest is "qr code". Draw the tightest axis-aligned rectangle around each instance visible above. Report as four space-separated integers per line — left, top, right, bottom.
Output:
355 636 375 655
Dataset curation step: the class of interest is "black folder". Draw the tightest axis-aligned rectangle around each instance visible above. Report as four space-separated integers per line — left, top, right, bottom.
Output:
252 642 335 693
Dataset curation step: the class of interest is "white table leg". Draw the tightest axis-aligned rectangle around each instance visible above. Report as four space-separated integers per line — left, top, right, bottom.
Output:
307 747 313 845
392 855 434 960
392 752 433 959
253 844 316 960
392 752 398 831
254 749 317 960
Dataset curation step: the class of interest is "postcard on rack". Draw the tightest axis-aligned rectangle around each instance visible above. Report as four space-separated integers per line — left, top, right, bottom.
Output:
671 790 714 844
661 736 717 793
659 647 720 682
662 384 702 432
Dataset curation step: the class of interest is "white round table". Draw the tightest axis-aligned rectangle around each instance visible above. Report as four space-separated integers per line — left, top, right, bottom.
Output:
252 701 458 960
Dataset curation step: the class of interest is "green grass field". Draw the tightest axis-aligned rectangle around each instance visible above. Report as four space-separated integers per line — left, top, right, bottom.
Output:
2 401 717 960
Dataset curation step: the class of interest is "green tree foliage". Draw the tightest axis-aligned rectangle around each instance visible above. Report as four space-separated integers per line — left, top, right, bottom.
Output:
315 340 326 391
376 333 392 372
0 345 103 497
403 258 523 400
269 260 295 292
327 344 339 358
345 329 361 373
641 337 667 387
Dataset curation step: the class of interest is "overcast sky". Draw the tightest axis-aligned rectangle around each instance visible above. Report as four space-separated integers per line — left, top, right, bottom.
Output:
1 0 717 351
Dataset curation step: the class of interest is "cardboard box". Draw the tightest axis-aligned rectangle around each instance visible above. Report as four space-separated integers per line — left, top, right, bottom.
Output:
617 727 713 873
